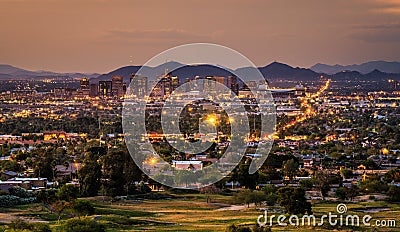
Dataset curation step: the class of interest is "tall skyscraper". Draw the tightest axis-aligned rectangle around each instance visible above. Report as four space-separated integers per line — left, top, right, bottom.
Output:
78 77 90 97
204 76 217 93
130 75 148 98
112 75 124 97
227 75 239 95
80 77 89 90
89 83 98 97
160 73 179 98
130 73 136 84
99 81 112 97
214 76 226 85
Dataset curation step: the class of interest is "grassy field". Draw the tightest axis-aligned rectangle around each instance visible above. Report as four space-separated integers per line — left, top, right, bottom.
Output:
0 193 399 231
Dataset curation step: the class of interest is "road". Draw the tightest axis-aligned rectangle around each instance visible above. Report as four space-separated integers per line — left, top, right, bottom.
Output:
280 79 331 132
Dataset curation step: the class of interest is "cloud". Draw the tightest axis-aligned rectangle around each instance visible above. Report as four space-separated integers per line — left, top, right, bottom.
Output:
352 22 400 30
350 21 400 43
105 28 222 42
370 0 400 14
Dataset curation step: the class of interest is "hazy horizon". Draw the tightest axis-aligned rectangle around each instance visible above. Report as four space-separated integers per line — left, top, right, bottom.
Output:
2 59 400 75
1 0 400 73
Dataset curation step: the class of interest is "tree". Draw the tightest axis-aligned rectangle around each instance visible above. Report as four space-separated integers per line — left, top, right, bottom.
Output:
387 186 400 202
36 189 58 207
313 171 331 200
335 187 348 200
299 179 313 190
57 184 79 202
71 200 95 218
277 187 312 215
262 185 278 206
359 180 389 194
282 159 298 181
261 185 276 195
264 192 278 206
175 170 196 187
346 185 359 201
251 191 266 208
32 148 56 181
234 190 268 209
230 158 259 189
101 147 142 197
384 168 400 183
51 200 69 223
225 224 251 232
234 189 252 208
0 160 24 173
340 168 353 179
79 152 102 197
225 224 271 232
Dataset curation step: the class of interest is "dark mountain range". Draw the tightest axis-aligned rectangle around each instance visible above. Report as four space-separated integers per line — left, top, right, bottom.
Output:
91 61 322 84
311 61 400 74
329 69 400 81
257 62 321 81
0 64 100 80
0 64 28 74
3 61 400 84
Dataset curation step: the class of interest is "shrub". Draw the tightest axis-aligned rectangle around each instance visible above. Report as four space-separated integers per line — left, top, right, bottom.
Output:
335 187 347 200
59 218 105 232
9 218 31 231
0 195 35 207
71 199 95 217
265 193 278 206
7 219 51 232
261 185 276 195
36 188 58 205
31 223 52 232
9 186 34 198
225 224 270 232
387 186 400 202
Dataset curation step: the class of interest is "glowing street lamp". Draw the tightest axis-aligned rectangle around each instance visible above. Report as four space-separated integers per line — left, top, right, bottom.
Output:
381 148 389 155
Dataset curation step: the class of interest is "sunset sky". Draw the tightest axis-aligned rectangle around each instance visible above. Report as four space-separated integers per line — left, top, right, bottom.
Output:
0 0 400 73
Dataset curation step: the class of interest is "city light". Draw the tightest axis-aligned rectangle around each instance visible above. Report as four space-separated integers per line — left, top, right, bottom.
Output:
207 115 217 125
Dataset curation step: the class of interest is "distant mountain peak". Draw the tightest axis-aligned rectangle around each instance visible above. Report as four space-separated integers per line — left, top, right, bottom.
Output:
0 64 100 80
266 61 291 67
311 60 400 74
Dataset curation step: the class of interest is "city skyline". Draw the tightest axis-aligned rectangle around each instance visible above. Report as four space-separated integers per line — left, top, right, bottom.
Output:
0 0 400 73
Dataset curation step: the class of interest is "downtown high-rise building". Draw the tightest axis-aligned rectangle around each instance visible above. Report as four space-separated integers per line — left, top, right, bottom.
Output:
76 77 91 97
112 76 124 98
99 81 112 97
89 83 98 97
160 73 179 98
130 73 148 99
80 77 89 90
227 75 239 95
204 76 217 93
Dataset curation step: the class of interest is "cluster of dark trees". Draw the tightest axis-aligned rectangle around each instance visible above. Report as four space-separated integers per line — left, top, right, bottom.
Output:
0 115 122 138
